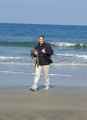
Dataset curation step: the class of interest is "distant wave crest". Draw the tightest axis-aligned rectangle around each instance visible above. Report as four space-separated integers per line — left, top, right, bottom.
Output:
0 41 87 48
51 42 87 48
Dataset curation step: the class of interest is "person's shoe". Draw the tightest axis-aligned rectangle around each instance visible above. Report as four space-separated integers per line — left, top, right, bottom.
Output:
30 88 37 92
44 86 49 90
30 84 37 92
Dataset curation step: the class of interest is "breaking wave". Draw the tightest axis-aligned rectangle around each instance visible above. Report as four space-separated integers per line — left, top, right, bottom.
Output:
0 41 87 49
50 42 87 48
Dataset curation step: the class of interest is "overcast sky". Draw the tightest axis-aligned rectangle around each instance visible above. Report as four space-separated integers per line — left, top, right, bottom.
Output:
0 0 87 25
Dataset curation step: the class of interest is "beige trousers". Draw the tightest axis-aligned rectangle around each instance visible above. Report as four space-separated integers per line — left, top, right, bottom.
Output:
32 65 49 89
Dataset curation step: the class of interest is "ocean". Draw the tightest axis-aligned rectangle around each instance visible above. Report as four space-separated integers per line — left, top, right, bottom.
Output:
0 23 87 87
0 23 87 65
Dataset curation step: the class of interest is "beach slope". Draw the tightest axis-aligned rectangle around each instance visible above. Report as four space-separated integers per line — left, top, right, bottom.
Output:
0 87 87 120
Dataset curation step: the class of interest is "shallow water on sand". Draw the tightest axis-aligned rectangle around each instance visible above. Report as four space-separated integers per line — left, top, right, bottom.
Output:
0 63 87 88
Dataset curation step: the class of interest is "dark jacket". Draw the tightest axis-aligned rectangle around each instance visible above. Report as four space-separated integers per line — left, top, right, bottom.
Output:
31 42 53 66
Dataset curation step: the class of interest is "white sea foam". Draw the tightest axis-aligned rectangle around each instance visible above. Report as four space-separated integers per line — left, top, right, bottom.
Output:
0 53 87 65
75 55 87 59
0 56 30 63
55 53 87 60
0 56 25 60
0 62 87 67
51 42 75 47
51 42 87 48
0 70 72 77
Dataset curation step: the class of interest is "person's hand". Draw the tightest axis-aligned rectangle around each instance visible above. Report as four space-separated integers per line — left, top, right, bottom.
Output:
34 50 38 55
41 49 46 53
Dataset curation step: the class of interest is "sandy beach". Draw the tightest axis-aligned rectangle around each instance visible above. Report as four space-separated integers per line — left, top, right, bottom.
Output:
0 87 87 120
0 64 87 120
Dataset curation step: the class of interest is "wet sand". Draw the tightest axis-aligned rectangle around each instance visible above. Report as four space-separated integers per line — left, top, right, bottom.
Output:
0 87 87 120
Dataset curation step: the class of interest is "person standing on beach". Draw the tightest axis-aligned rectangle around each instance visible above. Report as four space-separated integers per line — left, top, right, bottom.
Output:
31 35 53 91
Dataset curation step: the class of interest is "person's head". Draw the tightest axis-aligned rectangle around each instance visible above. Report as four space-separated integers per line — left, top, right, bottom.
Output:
38 35 45 45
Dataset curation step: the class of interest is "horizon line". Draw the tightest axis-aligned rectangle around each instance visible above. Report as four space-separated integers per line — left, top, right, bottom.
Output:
0 22 87 27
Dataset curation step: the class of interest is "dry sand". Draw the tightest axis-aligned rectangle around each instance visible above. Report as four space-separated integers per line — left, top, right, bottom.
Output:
0 87 87 120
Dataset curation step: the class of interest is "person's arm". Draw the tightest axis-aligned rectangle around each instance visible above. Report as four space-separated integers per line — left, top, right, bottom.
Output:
43 44 53 56
31 47 38 58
